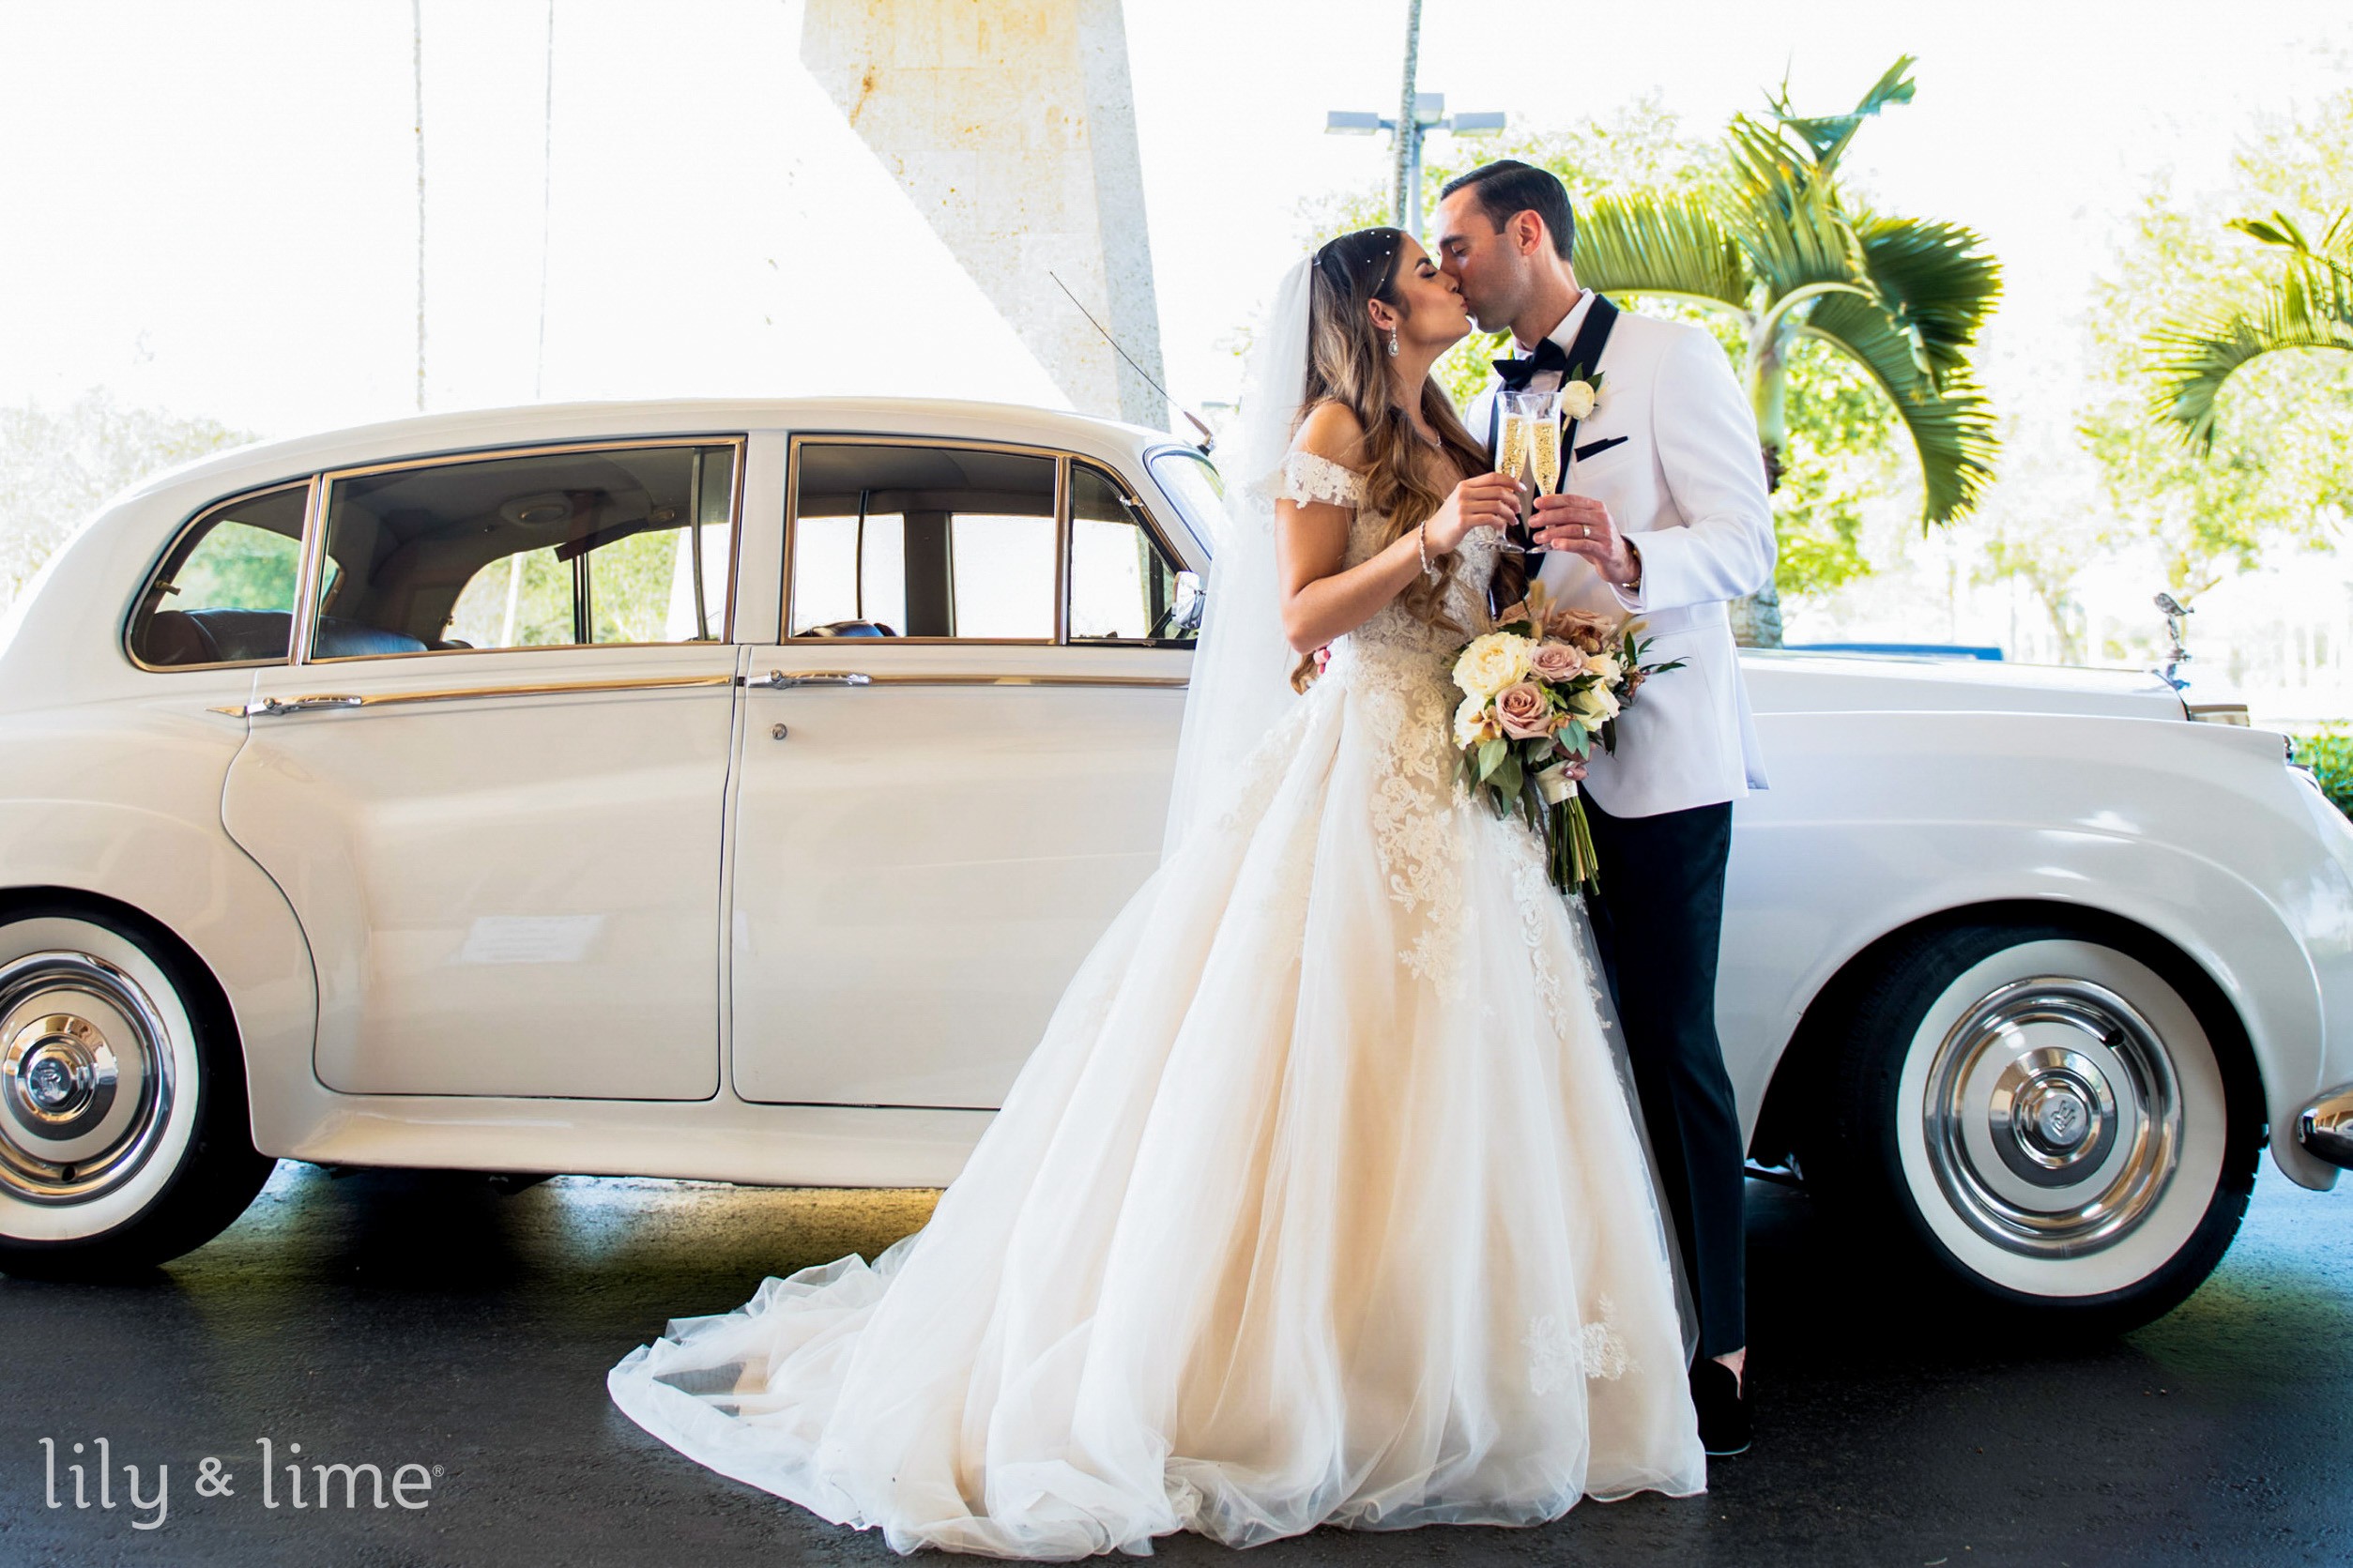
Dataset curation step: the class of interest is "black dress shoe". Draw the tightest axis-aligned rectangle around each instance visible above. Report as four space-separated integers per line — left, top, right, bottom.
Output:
1689 1357 1751 1456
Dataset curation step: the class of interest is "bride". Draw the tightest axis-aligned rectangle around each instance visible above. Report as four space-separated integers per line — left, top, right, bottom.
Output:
606 227 1708 1557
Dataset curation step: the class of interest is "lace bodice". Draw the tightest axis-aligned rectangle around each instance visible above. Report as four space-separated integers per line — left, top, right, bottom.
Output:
1274 450 1499 661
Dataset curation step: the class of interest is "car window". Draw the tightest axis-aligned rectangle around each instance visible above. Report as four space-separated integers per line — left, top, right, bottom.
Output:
308 442 738 660
789 443 1056 639
1146 449 1224 557
130 483 311 667
1068 463 1194 644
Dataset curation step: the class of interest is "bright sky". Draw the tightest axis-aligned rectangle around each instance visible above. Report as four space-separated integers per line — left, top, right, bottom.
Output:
0 1 2347 442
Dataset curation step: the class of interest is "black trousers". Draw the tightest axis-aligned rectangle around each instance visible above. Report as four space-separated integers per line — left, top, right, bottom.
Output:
1580 795 1745 1359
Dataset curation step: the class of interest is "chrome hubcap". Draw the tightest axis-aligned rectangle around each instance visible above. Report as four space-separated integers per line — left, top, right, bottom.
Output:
1922 976 2180 1256
0 952 176 1205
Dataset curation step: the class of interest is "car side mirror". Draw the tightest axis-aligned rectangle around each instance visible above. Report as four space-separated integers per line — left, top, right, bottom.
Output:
1172 571 1205 638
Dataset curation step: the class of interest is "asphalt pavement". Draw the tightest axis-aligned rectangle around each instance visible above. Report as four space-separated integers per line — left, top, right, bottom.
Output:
1 1158 2345 1567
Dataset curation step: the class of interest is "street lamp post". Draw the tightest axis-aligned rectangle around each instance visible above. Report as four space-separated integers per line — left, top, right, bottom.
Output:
1326 94 1506 239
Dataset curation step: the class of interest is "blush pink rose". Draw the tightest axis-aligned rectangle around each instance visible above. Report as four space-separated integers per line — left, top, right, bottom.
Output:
1528 640 1587 683
1546 608 1617 653
1495 680 1554 740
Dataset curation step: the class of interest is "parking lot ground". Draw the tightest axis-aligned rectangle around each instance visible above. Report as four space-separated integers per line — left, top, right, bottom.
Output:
2 1159 2346 1566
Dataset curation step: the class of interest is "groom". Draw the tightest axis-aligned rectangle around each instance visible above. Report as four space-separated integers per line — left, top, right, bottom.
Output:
1435 160 1775 1456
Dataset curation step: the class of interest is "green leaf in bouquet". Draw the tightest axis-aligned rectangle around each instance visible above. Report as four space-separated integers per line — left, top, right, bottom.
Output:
1559 723 1593 757
1494 751 1524 799
1478 737 1508 780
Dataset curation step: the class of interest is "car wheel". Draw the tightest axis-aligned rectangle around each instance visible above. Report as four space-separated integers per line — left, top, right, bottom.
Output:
0 905 276 1277
1799 919 2260 1333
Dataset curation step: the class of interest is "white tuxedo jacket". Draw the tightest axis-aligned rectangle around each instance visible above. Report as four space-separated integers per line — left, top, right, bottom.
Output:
1469 298 1777 817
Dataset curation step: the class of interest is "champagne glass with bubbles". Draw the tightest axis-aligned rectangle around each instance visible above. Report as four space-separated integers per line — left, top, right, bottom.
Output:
1495 391 1538 554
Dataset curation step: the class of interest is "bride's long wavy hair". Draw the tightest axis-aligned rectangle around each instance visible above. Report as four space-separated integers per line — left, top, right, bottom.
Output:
1296 228 1505 688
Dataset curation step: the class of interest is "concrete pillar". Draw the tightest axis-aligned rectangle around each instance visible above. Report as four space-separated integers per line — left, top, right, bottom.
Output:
800 0 1166 428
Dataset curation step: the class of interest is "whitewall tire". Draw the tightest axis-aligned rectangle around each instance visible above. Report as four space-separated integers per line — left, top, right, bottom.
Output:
0 905 275 1276
1801 918 2260 1332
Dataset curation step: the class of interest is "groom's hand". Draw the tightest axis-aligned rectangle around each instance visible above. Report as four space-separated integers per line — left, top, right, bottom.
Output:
1532 495 1641 587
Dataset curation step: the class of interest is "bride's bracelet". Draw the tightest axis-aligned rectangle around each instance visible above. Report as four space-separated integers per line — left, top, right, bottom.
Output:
1416 519 1439 579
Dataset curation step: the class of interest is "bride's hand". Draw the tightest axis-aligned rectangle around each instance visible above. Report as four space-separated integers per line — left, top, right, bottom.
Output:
1424 473 1521 555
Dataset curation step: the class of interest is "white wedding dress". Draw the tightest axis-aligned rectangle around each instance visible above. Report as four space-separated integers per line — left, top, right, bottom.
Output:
607 449 1708 1558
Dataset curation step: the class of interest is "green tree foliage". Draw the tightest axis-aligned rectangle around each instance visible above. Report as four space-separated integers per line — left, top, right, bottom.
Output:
2081 88 2353 605
0 389 254 607
2293 723 2353 820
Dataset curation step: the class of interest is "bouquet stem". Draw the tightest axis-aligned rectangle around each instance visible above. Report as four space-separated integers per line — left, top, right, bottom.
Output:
1548 795 1601 896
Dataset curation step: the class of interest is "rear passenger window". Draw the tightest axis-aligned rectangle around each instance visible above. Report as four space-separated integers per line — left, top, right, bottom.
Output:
789 443 1057 640
308 442 738 661
130 483 310 667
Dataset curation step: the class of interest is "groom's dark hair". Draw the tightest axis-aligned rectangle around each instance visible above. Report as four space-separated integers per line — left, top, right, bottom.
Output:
1440 160 1574 261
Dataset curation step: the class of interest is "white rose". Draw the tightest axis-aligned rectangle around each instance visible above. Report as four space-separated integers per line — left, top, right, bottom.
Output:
1584 651 1622 688
1561 380 1598 421
1571 683 1621 726
1452 631 1533 701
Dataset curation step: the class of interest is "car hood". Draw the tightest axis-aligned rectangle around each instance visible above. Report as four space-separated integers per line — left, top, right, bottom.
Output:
1740 649 2190 721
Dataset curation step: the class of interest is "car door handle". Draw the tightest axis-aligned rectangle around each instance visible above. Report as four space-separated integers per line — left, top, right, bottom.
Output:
742 671 871 690
248 694 366 716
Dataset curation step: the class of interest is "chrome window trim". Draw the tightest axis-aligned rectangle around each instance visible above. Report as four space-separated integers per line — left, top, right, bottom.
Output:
121 477 319 675
781 432 1190 648
297 435 749 665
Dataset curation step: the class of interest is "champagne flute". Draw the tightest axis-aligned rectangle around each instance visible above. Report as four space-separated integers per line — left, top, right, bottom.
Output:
1519 388 1562 556
1495 391 1537 554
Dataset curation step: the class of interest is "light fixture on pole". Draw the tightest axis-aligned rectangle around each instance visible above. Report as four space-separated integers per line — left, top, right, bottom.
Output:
1324 93 1505 239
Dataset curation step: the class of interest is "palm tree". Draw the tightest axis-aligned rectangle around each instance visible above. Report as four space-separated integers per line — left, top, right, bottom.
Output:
1570 58 2002 646
2147 209 2353 453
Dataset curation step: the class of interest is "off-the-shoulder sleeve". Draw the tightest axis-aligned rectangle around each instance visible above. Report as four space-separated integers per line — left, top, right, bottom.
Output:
1274 449 1367 509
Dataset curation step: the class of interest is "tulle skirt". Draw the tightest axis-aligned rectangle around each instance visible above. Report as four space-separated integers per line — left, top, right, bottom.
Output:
607 641 1707 1557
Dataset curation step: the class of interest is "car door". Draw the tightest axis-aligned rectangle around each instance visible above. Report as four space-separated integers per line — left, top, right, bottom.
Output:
728 436 1198 1107
221 437 745 1101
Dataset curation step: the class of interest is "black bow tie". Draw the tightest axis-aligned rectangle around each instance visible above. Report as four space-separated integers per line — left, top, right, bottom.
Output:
1492 336 1571 391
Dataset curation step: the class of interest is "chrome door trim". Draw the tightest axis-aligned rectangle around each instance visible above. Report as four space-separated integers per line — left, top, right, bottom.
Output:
742 670 872 690
211 671 738 716
827 672 1188 690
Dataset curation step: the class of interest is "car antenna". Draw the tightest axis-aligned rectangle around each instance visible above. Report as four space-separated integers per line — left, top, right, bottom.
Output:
1047 270 1215 453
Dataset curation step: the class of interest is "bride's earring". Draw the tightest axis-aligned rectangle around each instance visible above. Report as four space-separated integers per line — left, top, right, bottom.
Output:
1387 327 1399 357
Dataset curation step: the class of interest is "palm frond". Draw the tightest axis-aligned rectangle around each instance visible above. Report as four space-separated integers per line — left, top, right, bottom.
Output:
1850 212 2003 386
1769 55 1918 176
2228 206 2353 283
1572 190 1750 311
1801 291 2001 523
2146 262 2353 452
1719 116 1868 298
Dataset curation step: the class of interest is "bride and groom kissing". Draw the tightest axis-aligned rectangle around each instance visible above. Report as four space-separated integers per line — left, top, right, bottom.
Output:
606 159 1779 1557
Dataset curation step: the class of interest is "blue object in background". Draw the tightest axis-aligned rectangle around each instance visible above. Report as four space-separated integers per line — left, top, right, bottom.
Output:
1780 642 2007 662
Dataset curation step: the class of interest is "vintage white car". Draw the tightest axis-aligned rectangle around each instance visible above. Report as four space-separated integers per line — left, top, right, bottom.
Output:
3 397 2348 1331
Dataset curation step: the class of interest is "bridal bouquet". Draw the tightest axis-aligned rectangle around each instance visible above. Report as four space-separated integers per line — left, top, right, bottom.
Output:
1448 585 1686 895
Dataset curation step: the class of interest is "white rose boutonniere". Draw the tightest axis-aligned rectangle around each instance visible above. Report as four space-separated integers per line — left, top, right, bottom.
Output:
1560 379 1598 421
